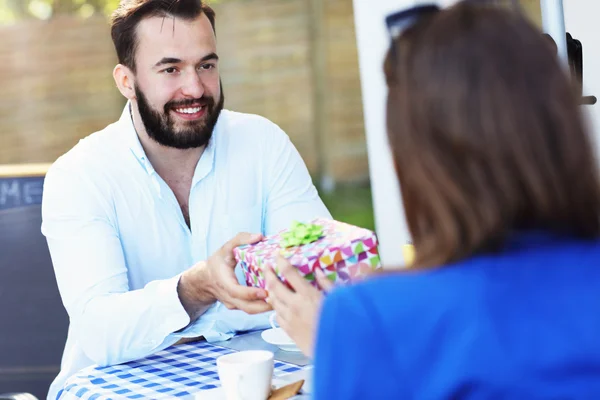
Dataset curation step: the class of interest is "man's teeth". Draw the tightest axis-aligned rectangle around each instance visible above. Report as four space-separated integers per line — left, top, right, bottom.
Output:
175 106 204 114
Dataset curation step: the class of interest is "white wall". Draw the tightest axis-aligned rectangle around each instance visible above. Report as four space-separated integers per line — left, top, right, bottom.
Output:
564 1 600 158
351 0 457 267
351 0 413 267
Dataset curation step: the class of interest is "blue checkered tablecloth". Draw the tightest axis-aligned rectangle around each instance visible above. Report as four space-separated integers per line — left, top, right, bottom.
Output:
57 341 305 400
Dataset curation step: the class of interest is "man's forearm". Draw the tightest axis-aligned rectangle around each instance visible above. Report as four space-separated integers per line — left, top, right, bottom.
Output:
177 277 214 321
74 261 219 366
75 275 191 366
177 260 216 321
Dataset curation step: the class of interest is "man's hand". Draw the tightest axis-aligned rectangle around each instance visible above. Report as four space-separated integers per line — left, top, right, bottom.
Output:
178 232 272 321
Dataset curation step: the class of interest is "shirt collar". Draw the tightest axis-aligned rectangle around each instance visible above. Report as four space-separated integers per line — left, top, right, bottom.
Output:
192 127 216 186
119 101 154 175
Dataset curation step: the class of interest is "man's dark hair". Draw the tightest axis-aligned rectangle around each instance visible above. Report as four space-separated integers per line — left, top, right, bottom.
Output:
110 0 216 72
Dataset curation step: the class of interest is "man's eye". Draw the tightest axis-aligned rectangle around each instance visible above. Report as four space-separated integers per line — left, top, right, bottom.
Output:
163 67 177 74
200 64 215 71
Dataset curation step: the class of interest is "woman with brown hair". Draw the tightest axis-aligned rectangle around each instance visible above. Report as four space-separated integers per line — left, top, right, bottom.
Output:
265 1 600 398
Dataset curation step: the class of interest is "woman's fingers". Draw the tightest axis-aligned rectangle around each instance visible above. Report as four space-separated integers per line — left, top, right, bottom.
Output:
315 268 335 293
275 256 322 297
264 264 293 307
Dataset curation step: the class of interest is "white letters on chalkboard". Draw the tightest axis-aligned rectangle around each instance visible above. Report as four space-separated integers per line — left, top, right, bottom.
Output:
0 178 45 210
0 180 20 205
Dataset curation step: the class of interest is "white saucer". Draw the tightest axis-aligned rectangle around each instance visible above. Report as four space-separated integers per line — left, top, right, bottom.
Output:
261 328 302 352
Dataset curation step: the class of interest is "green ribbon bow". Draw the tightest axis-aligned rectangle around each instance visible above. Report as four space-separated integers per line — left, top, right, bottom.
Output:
280 221 323 248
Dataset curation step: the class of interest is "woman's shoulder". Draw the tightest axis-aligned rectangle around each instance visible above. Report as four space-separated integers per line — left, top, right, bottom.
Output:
321 268 456 329
326 235 600 319
329 261 476 307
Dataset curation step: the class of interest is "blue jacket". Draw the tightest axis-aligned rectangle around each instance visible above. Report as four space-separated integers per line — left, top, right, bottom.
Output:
314 233 600 399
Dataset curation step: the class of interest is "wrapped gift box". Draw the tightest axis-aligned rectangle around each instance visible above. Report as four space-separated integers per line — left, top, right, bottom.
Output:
233 218 382 289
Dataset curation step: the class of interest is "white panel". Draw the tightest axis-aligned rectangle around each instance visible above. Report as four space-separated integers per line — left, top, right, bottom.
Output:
563 0 600 160
351 0 418 267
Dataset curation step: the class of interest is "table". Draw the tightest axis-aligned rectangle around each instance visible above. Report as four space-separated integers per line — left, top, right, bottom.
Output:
213 330 310 367
57 332 310 400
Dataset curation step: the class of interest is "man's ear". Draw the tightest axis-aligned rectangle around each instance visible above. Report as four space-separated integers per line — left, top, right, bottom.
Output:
113 64 136 100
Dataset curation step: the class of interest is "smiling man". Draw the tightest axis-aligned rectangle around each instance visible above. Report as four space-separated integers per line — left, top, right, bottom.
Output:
41 1 330 398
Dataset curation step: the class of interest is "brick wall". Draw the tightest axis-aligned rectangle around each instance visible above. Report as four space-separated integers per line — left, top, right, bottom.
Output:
217 0 320 172
0 15 123 164
323 0 369 181
0 0 368 183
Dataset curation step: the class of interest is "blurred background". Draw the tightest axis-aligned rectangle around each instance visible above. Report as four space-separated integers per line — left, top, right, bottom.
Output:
0 0 591 397
0 0 550 229
0 0 377 230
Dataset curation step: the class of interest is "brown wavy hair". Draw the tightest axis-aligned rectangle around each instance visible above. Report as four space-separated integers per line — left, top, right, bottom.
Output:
384 2 600 268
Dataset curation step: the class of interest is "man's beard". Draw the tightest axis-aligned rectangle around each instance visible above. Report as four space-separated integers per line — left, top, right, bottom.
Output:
135 84 225 149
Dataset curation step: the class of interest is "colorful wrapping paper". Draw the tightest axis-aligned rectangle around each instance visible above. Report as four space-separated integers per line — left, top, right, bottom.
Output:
233 218 382 289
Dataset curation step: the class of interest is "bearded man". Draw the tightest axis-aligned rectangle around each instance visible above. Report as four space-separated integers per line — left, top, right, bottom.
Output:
41 1 330 398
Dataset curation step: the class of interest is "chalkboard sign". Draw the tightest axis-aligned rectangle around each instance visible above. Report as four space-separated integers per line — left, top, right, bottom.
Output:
0 176 45 211
0 172 68 397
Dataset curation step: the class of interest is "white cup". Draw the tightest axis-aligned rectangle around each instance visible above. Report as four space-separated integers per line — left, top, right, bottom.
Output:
216 350 274 400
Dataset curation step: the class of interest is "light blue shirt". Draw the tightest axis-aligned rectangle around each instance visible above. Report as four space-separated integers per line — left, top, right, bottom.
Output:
41 104 331 399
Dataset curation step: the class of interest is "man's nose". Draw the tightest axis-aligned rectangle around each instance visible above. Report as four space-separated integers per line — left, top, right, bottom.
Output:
181 70 205 99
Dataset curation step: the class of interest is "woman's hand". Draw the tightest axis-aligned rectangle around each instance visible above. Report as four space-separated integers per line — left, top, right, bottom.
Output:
264 256 334 358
